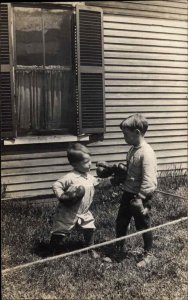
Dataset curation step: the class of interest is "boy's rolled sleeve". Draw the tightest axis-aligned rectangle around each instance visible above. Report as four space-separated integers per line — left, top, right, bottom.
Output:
52 181 64 199
52 176 72 200
138 152 157 200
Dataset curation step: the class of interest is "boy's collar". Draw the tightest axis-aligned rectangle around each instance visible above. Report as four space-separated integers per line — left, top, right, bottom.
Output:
73 170 89 178
133 139 146 149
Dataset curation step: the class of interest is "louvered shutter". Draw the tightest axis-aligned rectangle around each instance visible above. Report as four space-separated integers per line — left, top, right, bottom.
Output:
75 5 105 134
0 3 14 138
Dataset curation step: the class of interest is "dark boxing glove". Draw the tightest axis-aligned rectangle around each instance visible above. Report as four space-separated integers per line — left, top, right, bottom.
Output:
118 163 127 175
60 185 85 206
110 163 127 185
96 161 114 178
130 197 145 215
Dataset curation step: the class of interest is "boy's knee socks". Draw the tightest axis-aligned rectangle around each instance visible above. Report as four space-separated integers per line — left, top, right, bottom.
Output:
83 229 95 246
143 232 153 252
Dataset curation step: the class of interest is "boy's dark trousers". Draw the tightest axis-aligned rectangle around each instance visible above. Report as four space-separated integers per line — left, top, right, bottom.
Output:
116 191 153 252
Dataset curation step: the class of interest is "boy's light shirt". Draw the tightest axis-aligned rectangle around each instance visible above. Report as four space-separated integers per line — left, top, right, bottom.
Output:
51 170 99 233
124 140 157 199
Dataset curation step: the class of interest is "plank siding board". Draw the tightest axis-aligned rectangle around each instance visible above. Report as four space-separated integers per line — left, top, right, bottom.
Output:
106 106 188 113
104 44 188 54
123 1 188 9
91 136 188 145
104 53 188 62
103 15 188 28
105 59 187 68
106 117 188 125
104 30 187 41
105 82 187 87
104 37 187 48
2 166 72 176
86 2 188 20
105 66 188 74
106 100 187 106
1 1 188 198
104 131 188 139
103 23 188 35
105 94 188 99
106 87 187 93
105 74 187 80
106 124 187 132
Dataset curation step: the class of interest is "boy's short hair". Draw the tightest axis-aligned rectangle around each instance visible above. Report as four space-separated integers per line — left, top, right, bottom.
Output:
120 114 148 135
67 143 90 165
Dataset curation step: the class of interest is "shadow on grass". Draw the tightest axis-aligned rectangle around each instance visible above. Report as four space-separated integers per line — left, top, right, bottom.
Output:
32 239 85 258
32 238 126 263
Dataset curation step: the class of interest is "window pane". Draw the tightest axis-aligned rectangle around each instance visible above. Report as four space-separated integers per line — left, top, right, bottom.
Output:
44 69 73 130
14 7 74 134
43 9 72 66
16 69 45 134
14 7 43 66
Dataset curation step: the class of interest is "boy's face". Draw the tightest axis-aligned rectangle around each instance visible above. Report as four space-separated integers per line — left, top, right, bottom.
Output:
74 153 92 174
122 128 140 145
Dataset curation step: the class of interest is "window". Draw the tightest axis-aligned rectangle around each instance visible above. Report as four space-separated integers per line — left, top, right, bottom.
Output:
1 3 105 140
14 7 74 135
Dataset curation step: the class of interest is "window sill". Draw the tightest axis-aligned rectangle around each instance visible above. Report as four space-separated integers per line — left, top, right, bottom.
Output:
3 134 90 145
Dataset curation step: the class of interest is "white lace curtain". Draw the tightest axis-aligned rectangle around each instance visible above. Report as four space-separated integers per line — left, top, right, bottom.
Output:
15 69 72 133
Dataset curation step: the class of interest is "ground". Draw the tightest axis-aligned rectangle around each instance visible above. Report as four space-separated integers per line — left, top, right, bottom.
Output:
1 177 188 300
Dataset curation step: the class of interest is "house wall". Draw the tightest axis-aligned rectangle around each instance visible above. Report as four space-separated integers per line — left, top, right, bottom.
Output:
1 0 188 198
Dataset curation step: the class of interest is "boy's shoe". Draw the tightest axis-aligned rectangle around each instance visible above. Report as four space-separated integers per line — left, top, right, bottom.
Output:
90 249 100 259
137 252 155 268
49 233 66 250
115 246 130 262
102 256 112 263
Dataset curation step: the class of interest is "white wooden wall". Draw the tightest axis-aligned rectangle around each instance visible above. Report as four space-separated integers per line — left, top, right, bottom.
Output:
1 0 188 198
90 5 188 169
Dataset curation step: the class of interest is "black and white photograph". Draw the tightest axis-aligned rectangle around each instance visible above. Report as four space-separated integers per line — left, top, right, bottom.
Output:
1 1 188 299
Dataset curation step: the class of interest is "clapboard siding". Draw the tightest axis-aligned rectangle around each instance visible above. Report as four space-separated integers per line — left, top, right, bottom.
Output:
104 44 187 54
103 14 188 27
86 1 188 20
124 1 187 9
2 140 187 169
105 53 188 62
1 1 188 198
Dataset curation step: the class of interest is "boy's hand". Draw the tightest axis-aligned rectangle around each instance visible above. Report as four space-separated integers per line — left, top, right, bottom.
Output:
141 207 149 216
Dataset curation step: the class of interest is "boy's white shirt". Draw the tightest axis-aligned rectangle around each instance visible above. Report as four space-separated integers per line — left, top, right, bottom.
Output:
52 170 99 215
51 170 100 233
124 140 157 199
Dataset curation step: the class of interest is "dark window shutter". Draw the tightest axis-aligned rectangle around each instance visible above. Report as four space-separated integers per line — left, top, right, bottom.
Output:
75 5 105 134
0 3 14 138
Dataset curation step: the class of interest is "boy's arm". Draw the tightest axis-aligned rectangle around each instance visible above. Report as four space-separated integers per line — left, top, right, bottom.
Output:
52 180 66 199
52 176 72 200
93 177 112 190
138 151 157 200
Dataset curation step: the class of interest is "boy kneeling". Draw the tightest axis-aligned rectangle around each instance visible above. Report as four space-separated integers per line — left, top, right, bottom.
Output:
50 143 100 258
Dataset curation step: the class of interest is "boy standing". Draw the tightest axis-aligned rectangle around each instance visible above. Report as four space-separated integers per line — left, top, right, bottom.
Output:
116 114 157 267
50 143 100 258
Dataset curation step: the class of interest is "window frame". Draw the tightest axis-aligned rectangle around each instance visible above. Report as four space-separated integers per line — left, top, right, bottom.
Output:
12 3 77 136
1 2 105 145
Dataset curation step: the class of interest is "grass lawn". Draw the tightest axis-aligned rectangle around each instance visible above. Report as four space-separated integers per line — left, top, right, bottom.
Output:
1 179 188 300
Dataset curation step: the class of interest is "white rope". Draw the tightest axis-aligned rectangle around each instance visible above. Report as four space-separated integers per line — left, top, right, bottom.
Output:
155 189 187 200
2 216 187 275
